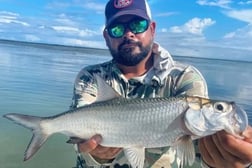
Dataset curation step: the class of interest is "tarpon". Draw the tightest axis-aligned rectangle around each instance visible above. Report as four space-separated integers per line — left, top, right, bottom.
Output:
3 75 248 168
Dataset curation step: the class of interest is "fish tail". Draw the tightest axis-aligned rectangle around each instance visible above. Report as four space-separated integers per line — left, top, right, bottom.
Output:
3 113 50 161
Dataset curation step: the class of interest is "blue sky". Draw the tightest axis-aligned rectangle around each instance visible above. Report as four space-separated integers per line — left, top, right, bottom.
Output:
0 0 252 61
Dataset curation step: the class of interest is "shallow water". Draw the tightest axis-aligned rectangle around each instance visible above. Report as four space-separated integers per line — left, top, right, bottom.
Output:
0 40 251 167
0 40 110 168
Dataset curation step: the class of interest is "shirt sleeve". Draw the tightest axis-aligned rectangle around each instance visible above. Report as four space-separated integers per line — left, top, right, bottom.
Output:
173 65 208 98
70 69 98 109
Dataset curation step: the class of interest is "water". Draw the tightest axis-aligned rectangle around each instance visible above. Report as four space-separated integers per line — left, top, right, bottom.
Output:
0 39 251 167
0 40 111 168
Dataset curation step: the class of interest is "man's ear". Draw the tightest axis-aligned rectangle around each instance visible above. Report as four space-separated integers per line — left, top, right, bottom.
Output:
150 21 156 36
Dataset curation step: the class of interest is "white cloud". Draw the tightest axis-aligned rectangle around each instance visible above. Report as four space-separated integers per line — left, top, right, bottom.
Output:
224 31 236 38
55 13 78 26
51 25 100 37
170 26 183 33
224 9 252 23
196 0 232 9
79 29 100 37
238 1 252 5
52 26 79 32
60 38 106 48
157 18 216 57
157 31 252 60
170 17 216 35
223 24 252 50
161 28 168 32
0 11 18 19
0 11 30 26
196 1 252 52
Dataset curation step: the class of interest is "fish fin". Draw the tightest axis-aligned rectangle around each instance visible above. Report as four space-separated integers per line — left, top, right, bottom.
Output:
66 137 85 144
123 147 145 168
172 135 195 167
93 74 121 102
24 130 49 161
3 113 50 161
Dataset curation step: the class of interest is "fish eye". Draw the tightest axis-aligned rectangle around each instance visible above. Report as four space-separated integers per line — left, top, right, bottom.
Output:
216 104 223 111
214 102 228 113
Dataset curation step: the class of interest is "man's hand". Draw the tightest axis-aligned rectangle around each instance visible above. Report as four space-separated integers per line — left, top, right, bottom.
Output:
78 134 122 162
199 126 252 168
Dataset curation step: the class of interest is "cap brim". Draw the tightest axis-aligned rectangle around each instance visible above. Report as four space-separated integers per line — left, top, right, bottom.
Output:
106 9 150 27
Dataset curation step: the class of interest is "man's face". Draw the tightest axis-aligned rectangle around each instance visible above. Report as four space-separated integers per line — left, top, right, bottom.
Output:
104 15 156 66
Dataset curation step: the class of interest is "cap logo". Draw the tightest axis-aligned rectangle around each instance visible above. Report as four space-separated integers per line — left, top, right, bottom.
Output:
114 0 133 8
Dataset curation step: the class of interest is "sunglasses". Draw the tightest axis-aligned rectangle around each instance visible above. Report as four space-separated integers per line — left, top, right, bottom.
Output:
107 19 149 38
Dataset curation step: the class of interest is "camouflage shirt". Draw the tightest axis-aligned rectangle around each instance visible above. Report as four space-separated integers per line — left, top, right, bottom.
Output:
71 43 208 168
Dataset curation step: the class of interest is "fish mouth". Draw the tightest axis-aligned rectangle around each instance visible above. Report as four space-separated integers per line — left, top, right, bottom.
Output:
231 103 248 135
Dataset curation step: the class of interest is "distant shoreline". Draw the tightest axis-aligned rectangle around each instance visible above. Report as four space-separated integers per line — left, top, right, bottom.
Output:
0 38 251 63
0 38 108 52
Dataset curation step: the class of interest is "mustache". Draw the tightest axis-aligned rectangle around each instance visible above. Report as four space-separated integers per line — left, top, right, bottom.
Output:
118 39 141 50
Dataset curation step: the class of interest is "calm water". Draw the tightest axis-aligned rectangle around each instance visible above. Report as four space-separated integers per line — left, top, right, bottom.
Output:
0 40 251 168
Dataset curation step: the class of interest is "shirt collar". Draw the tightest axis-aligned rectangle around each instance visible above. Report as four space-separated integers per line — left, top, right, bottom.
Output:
145 42 174 86
111 42 174 86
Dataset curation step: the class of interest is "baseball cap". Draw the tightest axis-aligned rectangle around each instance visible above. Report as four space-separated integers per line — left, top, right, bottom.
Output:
105 0 152 27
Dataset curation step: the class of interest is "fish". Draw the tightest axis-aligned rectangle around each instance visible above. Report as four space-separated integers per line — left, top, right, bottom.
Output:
3 75 248 168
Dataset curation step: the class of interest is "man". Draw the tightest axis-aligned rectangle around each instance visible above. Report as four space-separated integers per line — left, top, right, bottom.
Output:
71 0 252 167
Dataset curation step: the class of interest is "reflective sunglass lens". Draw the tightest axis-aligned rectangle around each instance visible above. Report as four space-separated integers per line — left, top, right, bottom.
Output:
109 24 124 38
130 20 148 34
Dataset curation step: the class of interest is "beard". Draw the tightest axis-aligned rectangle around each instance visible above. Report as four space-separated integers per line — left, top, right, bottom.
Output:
109 39 152 66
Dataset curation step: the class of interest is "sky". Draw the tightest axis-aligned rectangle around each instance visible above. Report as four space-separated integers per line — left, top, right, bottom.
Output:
0 0 252 61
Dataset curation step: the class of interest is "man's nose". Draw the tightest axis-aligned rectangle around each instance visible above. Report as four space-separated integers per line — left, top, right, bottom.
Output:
123 28 135 39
